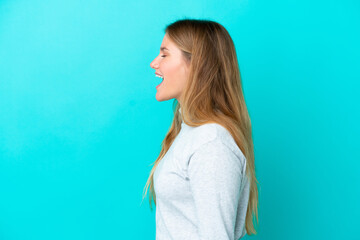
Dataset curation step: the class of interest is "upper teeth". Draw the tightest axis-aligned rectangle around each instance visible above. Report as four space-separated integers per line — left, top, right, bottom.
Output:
156 74 164 79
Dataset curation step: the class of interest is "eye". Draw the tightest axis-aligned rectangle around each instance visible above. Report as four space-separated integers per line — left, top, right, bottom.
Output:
161 55 166 58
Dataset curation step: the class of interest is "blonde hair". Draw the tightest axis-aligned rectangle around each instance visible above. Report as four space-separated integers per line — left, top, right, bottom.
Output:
142 18 259 234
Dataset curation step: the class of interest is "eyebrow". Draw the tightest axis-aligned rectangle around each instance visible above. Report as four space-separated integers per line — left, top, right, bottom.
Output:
160 47 170 52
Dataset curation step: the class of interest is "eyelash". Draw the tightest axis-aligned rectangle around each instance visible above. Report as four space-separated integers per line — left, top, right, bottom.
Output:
161 55 166 58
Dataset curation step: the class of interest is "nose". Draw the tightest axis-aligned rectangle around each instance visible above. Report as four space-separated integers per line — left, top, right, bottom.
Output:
150 56 159 69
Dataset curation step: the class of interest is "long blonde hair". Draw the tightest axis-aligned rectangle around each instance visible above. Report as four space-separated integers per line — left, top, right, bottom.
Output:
142 18 259 234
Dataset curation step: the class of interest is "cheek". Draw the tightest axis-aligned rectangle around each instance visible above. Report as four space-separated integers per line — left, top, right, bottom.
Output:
163 64 176 77
163 61 184 79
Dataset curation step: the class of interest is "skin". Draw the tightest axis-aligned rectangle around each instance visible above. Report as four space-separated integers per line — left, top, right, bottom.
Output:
150 33 190 105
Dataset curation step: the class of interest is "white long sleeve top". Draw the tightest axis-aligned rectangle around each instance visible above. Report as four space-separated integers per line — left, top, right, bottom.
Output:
153 108 250 240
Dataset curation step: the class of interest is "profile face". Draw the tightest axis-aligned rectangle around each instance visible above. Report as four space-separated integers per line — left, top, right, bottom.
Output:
150 33 189 103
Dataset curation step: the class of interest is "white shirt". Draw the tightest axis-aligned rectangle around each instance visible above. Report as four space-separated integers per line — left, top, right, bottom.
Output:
154 108 250 240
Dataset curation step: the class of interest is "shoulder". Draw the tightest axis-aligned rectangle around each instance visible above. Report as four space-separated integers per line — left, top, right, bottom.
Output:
186 132 247 178
187 122 230 141
171 122 246 177
178 123 227 151
186 123 246 161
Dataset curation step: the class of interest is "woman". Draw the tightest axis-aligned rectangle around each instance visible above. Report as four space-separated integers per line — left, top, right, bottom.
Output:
143 18 259 240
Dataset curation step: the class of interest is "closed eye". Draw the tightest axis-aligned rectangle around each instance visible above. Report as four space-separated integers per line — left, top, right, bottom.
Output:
161 55 166 58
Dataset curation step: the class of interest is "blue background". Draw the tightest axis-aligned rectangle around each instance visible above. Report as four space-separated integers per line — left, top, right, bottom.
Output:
0 0 359 239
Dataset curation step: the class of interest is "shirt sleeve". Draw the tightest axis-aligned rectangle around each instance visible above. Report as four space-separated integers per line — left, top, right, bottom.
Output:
187 139 244 240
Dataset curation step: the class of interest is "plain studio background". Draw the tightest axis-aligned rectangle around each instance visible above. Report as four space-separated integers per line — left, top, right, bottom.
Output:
0 0 359 239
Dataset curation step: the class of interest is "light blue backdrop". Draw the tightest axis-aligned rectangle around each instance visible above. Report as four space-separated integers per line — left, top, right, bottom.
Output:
0 0 359 239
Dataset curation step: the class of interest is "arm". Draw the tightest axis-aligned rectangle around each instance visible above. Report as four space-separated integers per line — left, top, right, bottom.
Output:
188 139 244 240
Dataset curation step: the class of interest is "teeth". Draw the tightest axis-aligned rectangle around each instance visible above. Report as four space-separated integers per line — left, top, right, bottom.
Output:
155 74 164 79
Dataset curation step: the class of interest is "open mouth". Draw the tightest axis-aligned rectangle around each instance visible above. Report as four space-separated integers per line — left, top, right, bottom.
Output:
155 73 164 88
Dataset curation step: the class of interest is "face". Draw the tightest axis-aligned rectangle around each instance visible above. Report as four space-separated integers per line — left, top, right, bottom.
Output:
150 33 189 103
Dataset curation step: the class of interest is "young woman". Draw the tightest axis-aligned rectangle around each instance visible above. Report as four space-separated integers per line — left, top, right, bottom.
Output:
143 18 259 240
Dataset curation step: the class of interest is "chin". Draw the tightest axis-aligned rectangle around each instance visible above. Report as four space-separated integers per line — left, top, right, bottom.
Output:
155 93 174 102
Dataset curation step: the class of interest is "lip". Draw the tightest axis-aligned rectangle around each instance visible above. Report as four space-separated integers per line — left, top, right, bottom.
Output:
155 72 163 77
156 81 163 89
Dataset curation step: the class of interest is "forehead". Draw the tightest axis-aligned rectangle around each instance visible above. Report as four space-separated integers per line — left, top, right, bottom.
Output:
160 34 176 52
